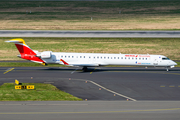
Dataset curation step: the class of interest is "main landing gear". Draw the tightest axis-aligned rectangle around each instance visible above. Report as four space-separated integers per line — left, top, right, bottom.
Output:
82 67 88 71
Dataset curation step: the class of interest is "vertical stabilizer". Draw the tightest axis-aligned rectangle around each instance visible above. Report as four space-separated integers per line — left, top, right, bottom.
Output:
6 38 36 55
5 38 44 63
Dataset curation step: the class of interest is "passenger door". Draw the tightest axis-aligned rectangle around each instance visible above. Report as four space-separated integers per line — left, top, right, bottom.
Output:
153 57 158 66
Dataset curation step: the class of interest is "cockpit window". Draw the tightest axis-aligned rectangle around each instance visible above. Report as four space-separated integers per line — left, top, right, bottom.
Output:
162 57 170 60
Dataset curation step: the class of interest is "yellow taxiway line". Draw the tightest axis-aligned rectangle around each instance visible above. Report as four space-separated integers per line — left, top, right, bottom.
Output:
90 68 96 74
3 68 14 74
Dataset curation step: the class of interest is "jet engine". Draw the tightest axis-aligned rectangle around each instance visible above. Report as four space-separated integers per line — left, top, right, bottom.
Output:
36 51 52 59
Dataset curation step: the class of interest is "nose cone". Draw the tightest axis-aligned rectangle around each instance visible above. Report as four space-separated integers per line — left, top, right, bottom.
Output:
172 61 177 66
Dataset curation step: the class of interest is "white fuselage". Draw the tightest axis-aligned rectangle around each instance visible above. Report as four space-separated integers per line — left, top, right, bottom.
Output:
40 52 177 67
6 39 177 68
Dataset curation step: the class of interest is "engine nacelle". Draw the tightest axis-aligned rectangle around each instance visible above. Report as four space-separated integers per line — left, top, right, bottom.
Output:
37 51 52 59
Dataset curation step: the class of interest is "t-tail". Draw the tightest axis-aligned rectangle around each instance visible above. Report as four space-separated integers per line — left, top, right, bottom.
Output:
5 38 45 63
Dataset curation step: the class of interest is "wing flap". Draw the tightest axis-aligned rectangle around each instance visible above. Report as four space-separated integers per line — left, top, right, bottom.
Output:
70 63 99 67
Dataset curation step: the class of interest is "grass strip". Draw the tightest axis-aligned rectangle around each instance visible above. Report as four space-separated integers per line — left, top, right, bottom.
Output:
0 83 82 101
0 1 180 30
1 37 180 60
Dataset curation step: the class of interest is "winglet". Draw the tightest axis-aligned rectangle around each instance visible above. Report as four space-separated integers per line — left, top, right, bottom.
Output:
5 38 28 46
60 59 69 65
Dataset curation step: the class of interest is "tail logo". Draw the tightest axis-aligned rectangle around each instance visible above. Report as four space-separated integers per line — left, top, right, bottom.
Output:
6 38 44 63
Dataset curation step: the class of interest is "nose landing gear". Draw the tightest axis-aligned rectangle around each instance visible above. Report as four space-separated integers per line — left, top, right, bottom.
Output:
166 67 169 72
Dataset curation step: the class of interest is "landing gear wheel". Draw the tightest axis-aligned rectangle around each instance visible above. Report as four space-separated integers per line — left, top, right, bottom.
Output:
82 67 87 71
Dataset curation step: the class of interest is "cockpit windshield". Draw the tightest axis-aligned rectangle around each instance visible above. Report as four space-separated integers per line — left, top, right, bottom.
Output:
162 57 170 60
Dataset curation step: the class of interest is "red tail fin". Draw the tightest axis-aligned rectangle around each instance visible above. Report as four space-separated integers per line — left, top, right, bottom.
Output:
6 38 44 63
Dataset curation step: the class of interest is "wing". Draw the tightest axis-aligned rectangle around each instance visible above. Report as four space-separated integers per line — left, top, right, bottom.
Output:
60 59 99 67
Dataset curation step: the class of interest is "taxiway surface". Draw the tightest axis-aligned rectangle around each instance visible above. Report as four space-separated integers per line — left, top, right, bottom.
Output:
1 67 180 120
1 67 180 101
0 101 180 120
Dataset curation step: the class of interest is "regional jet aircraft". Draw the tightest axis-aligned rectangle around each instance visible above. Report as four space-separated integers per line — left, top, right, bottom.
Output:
6 38 177 71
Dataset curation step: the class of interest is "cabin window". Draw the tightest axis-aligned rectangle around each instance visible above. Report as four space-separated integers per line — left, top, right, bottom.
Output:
125 57 126 59
89 56 91 58
104 57 106 59
80 56 82 58
68 56 70 58
61 56 63 58
136 58 137 60
139 58 141 60
84 56 85 58
76 56 78 58
132 57 134 60
108 57 109 59
72 56 74 58
114 57 116 59
129 57 130 59
101 57 102 59
65 56 66 58
111 57 112 59
94 57 95 59
118 57 119 59
97 56 99 59
121 57 123 59
142 58 144 60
